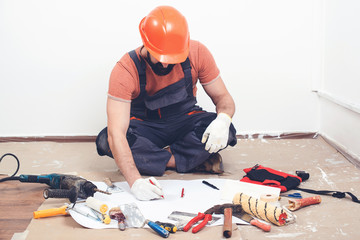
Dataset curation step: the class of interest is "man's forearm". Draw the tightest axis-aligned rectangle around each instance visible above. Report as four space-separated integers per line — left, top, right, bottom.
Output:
215 94 235 118
108 134 141 187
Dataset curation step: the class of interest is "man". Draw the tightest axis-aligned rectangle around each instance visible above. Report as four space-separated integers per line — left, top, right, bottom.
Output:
96 6 237 201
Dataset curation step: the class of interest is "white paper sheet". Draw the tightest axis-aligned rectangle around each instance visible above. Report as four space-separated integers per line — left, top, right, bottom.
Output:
68 179 280 229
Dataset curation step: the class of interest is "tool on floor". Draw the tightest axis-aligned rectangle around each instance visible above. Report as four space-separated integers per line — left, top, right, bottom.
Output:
85 197 110 224
201 203 242 238
259 193 281 207
86 196 108 214
281 193 302 199
39 203 101 222
120 203 146 228
90 208 111 224
183 212 212 233
33 203 101 222
240 165 360 205
146 220 170 238
165 217 187 231
235 211 271 232
260 193 280 202
182 203 233 234
119 203 169 237
286 195 321 211
155 221 177 233
33 205 69 219
223 208 232 238
109 207 126 230
233 192 295 226
68 205 101 222
103 177 123 193
168 210 221 230
1 173 110 203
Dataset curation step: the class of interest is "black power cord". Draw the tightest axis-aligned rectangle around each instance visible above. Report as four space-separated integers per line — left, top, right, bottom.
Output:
0 153 21 182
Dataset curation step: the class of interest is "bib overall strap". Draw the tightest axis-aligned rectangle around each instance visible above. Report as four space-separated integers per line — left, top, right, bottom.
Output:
180 58 193 97
128 50 146 93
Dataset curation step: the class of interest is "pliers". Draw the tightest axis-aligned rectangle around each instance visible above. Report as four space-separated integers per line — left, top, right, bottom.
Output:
183 212 213 233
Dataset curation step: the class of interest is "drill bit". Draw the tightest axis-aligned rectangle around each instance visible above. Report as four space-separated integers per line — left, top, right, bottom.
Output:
94 188 112 195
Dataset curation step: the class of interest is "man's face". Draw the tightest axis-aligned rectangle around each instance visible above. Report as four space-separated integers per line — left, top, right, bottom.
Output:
147 52 175 76
148 54 169 68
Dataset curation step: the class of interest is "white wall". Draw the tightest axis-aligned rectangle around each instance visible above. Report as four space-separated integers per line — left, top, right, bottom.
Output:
318 0 360 159
0 0 318 137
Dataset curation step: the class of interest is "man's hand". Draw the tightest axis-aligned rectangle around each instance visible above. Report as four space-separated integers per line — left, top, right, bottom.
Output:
130 177 164 201
201 113 232 153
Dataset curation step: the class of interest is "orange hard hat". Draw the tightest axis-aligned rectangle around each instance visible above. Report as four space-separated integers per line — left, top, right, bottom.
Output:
139 6 190 64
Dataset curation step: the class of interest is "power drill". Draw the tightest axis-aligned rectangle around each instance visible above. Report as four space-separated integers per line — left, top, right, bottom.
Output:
17 173 109 203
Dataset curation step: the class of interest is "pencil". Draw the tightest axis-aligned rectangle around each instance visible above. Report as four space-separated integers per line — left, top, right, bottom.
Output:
149 179 164 198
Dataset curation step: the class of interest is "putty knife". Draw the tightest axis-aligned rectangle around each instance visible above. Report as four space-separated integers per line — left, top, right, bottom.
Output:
120 203 169 238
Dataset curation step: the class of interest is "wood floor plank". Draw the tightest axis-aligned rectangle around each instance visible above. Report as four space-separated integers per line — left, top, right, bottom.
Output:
0 181 45 240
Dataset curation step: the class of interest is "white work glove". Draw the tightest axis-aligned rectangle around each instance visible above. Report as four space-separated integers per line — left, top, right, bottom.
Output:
130 177 164 201
201 113 232 153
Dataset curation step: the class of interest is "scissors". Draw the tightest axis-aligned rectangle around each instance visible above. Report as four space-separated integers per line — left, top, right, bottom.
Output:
281 193 303 199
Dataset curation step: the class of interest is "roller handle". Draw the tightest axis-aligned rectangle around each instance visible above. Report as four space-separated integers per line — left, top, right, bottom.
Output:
223 208 232 238
288 195 322 211
183 212 205 232
147 220 170 238
250 219 271 232
192 214 212 233
33 205 68 219
298 196 322 207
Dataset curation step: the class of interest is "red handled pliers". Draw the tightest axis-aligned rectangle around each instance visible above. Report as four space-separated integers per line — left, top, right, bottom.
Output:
183 212 213 233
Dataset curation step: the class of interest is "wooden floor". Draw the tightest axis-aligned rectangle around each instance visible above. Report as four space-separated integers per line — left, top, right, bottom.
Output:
0 181 45 240
1 138 360 240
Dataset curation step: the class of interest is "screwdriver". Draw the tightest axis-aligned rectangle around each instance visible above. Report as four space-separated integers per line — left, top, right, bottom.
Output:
155 221 177 233
146 220 170 238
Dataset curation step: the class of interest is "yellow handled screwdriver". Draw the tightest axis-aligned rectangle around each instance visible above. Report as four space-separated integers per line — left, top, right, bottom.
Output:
33 205 68 219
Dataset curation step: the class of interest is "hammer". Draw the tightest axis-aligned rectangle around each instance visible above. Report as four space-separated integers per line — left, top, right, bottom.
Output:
206 203 242 238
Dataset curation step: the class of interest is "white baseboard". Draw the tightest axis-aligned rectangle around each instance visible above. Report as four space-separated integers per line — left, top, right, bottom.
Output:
320 133 360 169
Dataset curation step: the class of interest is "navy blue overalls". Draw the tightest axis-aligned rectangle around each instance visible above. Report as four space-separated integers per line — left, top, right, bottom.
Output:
96 50 237 176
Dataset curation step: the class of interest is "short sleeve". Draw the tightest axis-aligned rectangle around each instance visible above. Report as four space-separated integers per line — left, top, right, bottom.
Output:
107 54 139 101
196 41 220 85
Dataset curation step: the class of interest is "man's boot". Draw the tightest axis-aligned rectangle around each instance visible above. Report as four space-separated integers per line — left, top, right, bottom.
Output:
194 153 224 174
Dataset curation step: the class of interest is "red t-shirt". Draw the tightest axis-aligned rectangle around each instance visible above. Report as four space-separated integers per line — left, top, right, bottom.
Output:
108 40 220 102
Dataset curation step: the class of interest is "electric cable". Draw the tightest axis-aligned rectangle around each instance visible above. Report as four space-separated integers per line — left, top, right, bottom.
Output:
0 153 21 182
